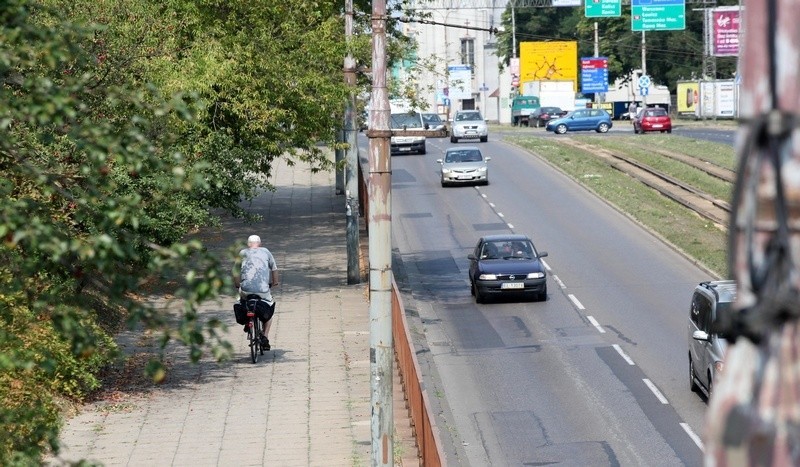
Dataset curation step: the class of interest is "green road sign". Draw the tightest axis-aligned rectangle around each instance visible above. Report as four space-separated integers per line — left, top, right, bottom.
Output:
632 0 686 31
585 0 621 17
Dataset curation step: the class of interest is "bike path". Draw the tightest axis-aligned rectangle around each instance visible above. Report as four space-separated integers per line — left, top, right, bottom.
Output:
51 157 417 466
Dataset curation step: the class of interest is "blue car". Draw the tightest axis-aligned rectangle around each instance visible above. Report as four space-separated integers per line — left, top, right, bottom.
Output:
546 108 613 134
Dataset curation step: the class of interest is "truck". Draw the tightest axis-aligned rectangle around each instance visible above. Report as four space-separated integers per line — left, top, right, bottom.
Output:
522 80 577 114
510 95 541 127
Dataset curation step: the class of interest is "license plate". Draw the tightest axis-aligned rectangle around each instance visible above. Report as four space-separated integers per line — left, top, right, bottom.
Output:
652 124 663 128
501 282 524 290
466 131 477 135
457 175 473 180
400 147 411 151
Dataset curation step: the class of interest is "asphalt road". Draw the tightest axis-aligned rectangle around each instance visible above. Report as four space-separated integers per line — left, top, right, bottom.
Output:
368 131 720 466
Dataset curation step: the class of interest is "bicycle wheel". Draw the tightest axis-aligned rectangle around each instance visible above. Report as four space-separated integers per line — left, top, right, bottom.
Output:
256 319 264 355
249 316 259 363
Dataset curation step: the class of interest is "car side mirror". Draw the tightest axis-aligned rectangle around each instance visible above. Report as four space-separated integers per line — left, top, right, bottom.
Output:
692 330 710 342
467 254 477 260
424 123 430 130
485 157 492 162
537 251 549 258
436 159 443 164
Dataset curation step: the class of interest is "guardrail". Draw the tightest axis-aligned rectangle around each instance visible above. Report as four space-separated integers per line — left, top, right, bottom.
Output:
358 159 445 466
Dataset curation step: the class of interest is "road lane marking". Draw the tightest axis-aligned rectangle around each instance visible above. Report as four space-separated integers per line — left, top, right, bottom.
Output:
497 212 504 218
680 423 704 451
643 378 669 404
612 344 635 365
568 294 585 310
553 275 566 289
507 223 514 229
587 315 606 333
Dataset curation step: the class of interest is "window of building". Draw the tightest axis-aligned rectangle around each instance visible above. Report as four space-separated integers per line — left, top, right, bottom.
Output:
460 38 475 68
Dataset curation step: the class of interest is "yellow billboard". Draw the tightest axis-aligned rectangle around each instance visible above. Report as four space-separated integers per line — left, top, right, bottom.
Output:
677 81 699 114
519 41 578 90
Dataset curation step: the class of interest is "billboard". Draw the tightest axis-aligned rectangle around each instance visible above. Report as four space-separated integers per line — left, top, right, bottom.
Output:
698 80 737 118
519 41 578 91
712 7 740 57
448 65 473 100
676 81 699 115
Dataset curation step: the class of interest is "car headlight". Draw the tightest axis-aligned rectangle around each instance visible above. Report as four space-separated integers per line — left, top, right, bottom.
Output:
527 272 545 279
442 168 452 174
478 167 487 172
478 273 497 280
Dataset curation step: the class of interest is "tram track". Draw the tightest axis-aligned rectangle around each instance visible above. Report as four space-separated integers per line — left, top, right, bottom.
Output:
560 138 731 230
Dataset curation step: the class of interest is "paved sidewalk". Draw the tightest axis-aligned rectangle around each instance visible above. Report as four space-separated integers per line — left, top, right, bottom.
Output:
51 157 417 466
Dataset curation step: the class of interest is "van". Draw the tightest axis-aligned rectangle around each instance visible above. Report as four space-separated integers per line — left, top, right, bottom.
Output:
390 112 427 155
687 280 737 399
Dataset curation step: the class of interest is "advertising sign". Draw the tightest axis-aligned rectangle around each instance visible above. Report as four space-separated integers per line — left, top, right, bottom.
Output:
712 7 740 57
698 80 737 118
519 41 578 91
580 57 609 93
632 0 686 31
676 81 699 115
448 65 473 100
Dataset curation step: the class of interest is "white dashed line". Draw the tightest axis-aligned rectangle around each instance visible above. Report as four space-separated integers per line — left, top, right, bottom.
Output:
643 379 669 404
482 193 488 199
680 423 704 451
507 224 514 229
488 201 494 206
613 344 635 365
568 294 585 310
553 275 566 289
497 212 504 218
587 315 606 333
540 258 551 271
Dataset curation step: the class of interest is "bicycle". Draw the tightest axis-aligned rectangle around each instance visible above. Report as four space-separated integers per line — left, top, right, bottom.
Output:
244 296 266 363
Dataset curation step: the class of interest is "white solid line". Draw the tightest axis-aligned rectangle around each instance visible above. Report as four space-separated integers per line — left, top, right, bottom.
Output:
587 315 606 333
613 344 635 365
553 275 566 289
680 423 705 451
643 379 669 404
540 258 551 271
568 294 585 309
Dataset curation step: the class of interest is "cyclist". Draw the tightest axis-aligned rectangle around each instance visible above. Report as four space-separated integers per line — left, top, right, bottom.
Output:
233 234 279 350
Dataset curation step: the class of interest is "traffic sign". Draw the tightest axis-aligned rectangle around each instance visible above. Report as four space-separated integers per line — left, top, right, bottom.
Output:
638 75 651 88
585 0 621 18
580 57 609 93
639 86 649 96
632 0 686 31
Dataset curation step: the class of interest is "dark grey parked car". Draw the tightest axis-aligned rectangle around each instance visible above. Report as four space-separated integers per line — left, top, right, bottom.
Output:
467 234 548 303
688 280 737 400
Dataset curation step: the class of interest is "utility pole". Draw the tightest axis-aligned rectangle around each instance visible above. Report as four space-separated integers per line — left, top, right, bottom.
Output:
704 0 800 462
344 0 360 284
367 0 393 463
641 31 647 107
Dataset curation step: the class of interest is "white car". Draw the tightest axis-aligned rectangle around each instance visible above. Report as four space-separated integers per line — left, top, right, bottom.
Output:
436 146 490 187
450 110 488 143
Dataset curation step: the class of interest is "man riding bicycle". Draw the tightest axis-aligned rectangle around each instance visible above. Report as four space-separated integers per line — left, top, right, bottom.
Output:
233 234 279 350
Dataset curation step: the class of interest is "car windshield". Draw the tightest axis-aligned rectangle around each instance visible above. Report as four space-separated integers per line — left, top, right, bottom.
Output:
481 240 534 259
445 150 483 163
423 113 442 124
391 113 423 128
456 112 483 122
644 108 668 117
542 107 561 114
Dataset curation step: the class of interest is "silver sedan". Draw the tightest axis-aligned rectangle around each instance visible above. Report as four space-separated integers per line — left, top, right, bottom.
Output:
436 146 490 187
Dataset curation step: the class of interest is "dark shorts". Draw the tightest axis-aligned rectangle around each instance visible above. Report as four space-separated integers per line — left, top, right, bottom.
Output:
242 295 276 322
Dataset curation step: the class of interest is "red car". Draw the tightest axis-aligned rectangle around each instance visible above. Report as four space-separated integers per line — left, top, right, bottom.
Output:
633 107 672 134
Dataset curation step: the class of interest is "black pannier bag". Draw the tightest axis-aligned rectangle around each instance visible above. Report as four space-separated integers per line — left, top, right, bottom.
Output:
233 302 249 325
